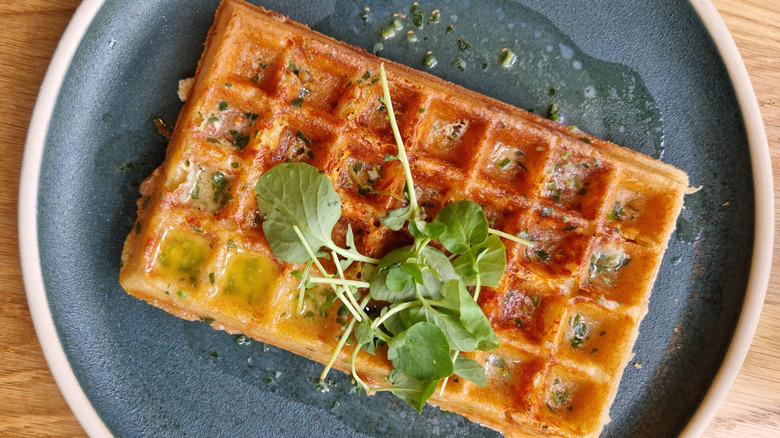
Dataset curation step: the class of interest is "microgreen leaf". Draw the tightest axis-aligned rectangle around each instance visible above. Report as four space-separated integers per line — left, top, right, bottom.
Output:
408 220 446 240
425 278 462 313
370 247 416 301
428 280 499 351
399 305 427 329
386 266 413 292
457 282 500 351
371 246 456 303
425 308 482 351
434 200 489 254
381 369 438 413
453 355 487 387
402 263 425 284
452 234 507 287
381 202 414 230
418 246 459 285
387 322 453 382
255 162 378 265
254 163 341 263
426 221 446 240
408 220 427 240
339 224 357 271
375 247 416 271
380 309 408 336
354 321 382 355
370 269 414 302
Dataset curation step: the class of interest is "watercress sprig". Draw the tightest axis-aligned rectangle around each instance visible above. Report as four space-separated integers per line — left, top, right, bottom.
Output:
254 63 534 413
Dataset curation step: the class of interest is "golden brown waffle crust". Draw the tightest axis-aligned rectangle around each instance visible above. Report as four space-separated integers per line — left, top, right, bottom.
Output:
119 1 689 437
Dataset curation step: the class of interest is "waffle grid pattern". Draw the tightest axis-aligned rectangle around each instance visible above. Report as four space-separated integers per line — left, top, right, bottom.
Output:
120 2 688 437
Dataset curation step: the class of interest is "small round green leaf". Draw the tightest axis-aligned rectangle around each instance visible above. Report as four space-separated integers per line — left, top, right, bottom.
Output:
254 163 341 263
387 322 454 381
434 200 489 254
386 266 412 291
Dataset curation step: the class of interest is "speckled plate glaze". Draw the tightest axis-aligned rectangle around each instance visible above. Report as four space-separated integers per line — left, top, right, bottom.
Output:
19 0 771 437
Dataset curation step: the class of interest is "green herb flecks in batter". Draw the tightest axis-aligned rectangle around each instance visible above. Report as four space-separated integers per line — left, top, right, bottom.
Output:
254 64 533 412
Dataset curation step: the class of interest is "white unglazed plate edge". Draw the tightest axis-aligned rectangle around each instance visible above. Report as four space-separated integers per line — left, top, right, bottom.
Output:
17 1 772 437
18 0 111 436
680 0 773 436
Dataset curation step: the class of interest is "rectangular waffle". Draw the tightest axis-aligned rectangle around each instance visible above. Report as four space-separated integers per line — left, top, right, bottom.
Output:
119 1 689 436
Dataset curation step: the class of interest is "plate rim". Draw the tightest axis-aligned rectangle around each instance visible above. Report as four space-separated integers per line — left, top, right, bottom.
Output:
18 0 110 436
679 0 773 436
17 1 772 437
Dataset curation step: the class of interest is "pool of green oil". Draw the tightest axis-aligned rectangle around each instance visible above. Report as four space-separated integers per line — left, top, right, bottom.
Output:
316 0 664 159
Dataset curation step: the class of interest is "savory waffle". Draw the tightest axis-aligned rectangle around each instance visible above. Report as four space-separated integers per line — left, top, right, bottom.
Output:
119 1 689 436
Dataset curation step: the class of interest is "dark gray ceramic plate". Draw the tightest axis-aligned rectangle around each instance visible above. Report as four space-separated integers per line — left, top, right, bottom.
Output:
19 0 772 437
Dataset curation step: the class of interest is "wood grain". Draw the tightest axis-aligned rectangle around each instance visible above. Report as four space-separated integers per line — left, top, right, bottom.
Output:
0 1 87 436
0 1 776 436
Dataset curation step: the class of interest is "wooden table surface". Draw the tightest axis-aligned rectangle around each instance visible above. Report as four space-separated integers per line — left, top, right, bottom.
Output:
1 1 777 436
